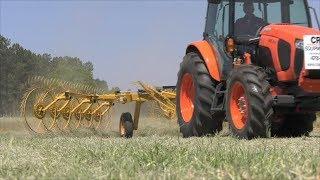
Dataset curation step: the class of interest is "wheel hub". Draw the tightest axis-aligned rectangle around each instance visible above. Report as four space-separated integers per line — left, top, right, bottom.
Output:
237 96 247 115
33 104 46 119
230 82 248 130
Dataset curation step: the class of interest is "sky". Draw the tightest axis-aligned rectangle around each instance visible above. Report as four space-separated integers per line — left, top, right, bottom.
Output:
0 0 319 90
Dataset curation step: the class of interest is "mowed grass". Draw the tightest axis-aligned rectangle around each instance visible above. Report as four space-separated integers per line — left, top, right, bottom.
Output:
0 116 320 179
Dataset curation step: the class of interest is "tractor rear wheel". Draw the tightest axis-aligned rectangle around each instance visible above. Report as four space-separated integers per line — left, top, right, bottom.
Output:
273 113 316 137
176 52 223 137
226 65 273 139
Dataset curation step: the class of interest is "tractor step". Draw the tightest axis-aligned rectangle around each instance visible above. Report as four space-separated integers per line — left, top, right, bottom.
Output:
210 83 226 115
273 95 320 111
273 95 295 107
296 96 320 110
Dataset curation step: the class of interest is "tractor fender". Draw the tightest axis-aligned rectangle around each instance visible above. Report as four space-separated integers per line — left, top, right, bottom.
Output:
186 41 221 81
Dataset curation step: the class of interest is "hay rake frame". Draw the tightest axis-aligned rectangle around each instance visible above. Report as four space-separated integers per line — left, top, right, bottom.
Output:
21 77 176 136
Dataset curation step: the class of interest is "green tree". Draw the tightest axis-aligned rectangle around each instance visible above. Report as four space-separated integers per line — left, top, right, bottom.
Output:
0 35 108 116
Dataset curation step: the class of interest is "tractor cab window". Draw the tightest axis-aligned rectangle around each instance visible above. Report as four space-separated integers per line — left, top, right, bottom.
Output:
289 0 309 27
204 2 230 40
233 0 311 38
264 2 282 24
215 1 229 39
264 0 309 27
234 1 266 37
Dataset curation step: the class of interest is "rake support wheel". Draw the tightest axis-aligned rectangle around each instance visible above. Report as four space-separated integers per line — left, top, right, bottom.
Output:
119 112 134 138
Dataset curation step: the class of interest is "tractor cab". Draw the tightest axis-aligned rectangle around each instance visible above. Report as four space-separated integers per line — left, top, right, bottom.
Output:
205 0 317 78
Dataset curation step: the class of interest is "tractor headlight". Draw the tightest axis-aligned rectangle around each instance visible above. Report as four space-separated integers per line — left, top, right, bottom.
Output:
295 40 304 50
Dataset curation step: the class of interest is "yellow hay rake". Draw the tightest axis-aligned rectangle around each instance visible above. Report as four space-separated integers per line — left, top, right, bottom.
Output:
21 77 176 136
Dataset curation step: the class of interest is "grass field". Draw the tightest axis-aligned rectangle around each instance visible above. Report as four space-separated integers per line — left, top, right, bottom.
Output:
0 116 320 179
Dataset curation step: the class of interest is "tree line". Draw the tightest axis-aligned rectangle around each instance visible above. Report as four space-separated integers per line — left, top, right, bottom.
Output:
0 35 109 116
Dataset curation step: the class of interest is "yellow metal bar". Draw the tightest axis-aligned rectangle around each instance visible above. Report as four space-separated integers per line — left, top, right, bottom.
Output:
58 100 71 112
43 93 66 111
92 102 109 114
82 103 93 114
101 106 111 116
133 101 143 130
71 99 90 113
136 81 176 119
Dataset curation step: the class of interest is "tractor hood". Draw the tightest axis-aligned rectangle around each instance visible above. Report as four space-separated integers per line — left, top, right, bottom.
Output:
260 24 320 41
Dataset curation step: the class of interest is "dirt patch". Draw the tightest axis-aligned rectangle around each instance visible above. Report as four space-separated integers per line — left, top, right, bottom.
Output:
0 117 28 135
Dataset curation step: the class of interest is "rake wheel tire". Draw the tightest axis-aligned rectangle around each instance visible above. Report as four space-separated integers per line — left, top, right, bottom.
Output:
273 113 316 137
119 112 134 138
176 52 223 138
226 65 273 139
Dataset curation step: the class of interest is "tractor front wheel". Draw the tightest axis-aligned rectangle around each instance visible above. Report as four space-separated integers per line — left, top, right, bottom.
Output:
226 65 273 139
176 52 223 137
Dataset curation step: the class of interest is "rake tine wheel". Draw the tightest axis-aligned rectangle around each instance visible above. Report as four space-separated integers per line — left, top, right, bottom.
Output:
53 86 72 132
59 106 71 131
105 106 114 130
51 108 59 133
81 103 94 128
75 109 84 129
67 97 82 132
40 89 59 132
56 99 71 132
89 102 101 130
22 87 48 134
92 113 102 130
93 104 111 131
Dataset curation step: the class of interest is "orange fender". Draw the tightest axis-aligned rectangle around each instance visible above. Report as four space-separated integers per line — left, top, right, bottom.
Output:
186 41 221 81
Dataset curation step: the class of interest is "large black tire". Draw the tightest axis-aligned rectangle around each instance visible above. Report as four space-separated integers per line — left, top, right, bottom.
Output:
273 113 316 137
176 52 223 137
226 65 273 139
119 112 134 138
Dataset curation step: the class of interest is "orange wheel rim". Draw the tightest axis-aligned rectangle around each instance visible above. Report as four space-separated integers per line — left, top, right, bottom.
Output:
180 73 195 123
230 82 248 129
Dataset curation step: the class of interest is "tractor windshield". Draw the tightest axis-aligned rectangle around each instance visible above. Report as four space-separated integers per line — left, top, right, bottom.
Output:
234 0 310 37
